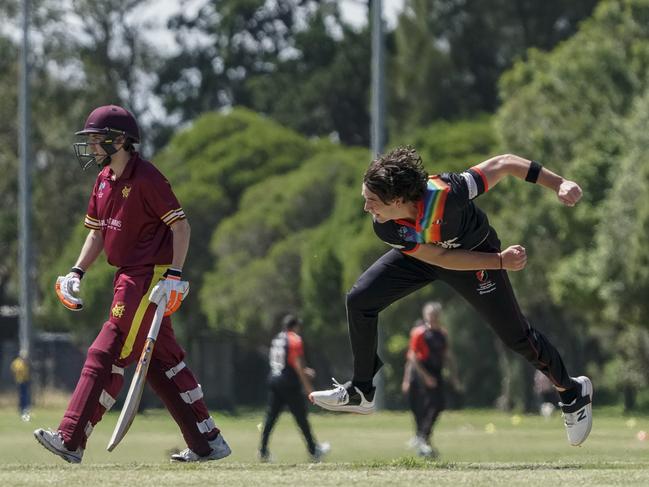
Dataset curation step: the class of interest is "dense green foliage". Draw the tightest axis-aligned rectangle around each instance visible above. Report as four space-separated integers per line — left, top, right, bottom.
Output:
389 0 599 136
0 36 20 303
157 0 597 147
156 0 372 146
497 0 649 405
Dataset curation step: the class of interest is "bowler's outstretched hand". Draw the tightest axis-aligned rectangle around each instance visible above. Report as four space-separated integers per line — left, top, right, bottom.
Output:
557 179 582 206
500 245 527 271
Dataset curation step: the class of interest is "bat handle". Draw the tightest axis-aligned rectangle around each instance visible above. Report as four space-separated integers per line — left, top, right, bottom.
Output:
146 298 167 341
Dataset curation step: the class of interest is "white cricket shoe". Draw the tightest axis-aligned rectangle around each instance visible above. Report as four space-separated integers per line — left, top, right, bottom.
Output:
416 440 439 459
33 428 84 464
309 378 376 414
258 449 273 463
407 436 422 449
560 376 593 446
311 442 331 463
170 433 232 462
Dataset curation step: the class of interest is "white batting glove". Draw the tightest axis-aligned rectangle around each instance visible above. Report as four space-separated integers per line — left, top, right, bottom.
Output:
55 267 85 311
148 268 189 316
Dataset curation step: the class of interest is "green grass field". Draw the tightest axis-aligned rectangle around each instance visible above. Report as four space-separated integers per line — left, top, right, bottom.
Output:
1 406 649 486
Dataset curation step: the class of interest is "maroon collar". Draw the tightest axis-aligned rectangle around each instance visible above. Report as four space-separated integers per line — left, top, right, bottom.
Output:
101 152 139 181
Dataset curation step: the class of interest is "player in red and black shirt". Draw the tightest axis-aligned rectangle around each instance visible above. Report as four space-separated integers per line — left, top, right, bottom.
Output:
402 302 458 458
311 146 593 447
259 315 329 462
34 105 230 463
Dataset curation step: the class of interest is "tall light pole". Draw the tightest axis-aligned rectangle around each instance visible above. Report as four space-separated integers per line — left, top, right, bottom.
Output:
370 0 385 158
370 0 386 408
18 0 33 359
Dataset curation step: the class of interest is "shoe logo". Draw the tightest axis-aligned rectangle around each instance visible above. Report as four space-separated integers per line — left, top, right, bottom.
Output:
577 409 587 422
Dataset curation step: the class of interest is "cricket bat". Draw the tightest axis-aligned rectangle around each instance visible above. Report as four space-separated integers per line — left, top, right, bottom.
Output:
107 298 167 451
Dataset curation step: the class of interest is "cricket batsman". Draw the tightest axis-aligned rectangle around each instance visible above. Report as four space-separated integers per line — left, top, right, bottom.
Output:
34 105 230 463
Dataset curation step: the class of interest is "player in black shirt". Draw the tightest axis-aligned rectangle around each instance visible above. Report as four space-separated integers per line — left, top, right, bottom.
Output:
259 315 329 462
310 146 593 447
402 302 455 458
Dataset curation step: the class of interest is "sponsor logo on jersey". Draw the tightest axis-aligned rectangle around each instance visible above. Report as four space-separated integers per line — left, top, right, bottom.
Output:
433 237 461 249
94 218 123 231
111 302 126 318
121 185 132 198
476 270 496 295
108 218 122 229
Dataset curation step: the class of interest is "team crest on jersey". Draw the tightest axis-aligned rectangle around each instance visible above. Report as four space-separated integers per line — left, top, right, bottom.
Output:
121 185 131 198
476 270 496 295
111 302 126 318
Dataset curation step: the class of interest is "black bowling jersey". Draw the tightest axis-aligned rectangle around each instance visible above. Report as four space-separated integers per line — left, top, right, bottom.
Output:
373 169 491 252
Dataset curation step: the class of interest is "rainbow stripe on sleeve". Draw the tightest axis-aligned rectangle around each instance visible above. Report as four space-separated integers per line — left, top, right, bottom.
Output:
416 176 449 243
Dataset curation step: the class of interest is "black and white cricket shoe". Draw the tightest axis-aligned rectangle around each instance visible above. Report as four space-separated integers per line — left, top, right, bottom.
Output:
417 442 439 460
309 378 376 414
170 433 232 462
33 428 84 464
258 448 273 463
560 375 593 446
310 442 331 463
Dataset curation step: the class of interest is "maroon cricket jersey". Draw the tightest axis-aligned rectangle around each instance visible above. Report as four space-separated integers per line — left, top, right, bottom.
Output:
83 153 185 268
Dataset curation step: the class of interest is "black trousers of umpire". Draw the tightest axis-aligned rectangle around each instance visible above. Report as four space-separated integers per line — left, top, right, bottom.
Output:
347 231 573 389
409 377 445 442
260 379 317 455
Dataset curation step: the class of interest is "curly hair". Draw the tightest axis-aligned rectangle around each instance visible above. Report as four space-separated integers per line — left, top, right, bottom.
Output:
363 145 428 203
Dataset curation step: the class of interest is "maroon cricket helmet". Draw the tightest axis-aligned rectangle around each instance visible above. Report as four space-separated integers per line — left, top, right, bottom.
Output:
76 105 140 142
